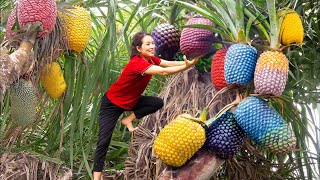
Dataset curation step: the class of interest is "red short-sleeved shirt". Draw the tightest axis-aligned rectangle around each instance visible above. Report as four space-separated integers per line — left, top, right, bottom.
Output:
106 55 161 110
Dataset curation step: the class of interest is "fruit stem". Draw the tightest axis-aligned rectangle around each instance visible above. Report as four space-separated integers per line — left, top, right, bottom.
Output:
266 0 280 49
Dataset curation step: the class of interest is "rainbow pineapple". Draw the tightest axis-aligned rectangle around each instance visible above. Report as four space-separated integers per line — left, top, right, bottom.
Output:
254 1 297 96
254 51 289 96
234 96 296 153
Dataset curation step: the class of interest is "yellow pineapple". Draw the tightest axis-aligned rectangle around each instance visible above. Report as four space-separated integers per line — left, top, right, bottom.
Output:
153 113 206 167
279 9 304 46
40 62 67 99
59 6 91 53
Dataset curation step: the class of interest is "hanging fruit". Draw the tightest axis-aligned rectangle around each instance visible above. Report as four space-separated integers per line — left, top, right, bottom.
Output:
10 79 38 126
224 44 257 87
279 9 304 46
152 23 181 60
234 96 296 153
153 112 207 167
6 0 57 38
254 51 289 96
206 111 246 159
40 62 67 99
59 6 92 53
254 0 292 96
180 16 215 58
211 48 228 90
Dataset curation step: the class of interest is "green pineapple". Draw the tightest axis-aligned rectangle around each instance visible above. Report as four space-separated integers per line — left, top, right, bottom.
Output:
10 79 37 126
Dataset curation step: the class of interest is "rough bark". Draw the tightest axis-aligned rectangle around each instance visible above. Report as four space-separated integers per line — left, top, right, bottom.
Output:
0 32 36 103
159 148 224 180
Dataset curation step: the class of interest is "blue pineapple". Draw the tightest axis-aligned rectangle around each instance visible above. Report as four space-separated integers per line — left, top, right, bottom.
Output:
206 112 246 159
234 96 296 153
224 44 257 86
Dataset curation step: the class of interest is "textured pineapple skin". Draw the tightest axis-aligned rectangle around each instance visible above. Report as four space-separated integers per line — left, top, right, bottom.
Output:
234 96 296 153
180 16 214 58
59 6 92 53
40 62 67 99
152 24 180 60
5 9 17 40
224 44 257 86
153 114 206 167
10 79 37 126
254 51 289 96
206 112 246 159
211 49 228 90
16 0 57 37
280 9 304 46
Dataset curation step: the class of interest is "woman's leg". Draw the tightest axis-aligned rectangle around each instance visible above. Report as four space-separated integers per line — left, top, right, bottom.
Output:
93 95 125 179
121 96 164 131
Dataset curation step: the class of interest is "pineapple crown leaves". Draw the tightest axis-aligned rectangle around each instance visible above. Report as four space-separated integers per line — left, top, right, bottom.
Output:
174 0 268 44
176 108 209 129
266 0 297 50
266 0 281 50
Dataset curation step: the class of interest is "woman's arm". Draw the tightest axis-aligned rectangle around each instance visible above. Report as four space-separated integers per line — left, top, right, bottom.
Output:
159 59 185 67
145 55 202 76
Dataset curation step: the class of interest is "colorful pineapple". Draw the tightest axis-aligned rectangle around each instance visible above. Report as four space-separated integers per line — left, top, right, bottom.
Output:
5 8 16 40
279 9 304 46
254 0 292 96
6 0 57 38
234 96 296 153
180 16 215 58
206 111 246 159
211 48 228 90
10 79 37 126
40 62 67 99
152 24 180 60
153 113 206 167
224 44 257 86
59 6 92 53
254 51 289 96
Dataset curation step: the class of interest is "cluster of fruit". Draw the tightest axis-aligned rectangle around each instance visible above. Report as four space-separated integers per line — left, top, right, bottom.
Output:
153 7 303 167
4 0 92 126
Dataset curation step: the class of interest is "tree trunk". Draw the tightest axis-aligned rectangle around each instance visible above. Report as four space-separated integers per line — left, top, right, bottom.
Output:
159 148 224 180
0 32 36 103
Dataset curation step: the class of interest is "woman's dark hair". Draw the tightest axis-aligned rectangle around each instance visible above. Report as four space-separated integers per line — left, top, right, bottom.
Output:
130 32 151 58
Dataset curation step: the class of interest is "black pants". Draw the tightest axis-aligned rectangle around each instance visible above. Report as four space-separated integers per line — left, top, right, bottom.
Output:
93 95 164 172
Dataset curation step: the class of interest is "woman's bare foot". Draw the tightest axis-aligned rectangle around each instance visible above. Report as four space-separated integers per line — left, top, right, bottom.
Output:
121 113 138 132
